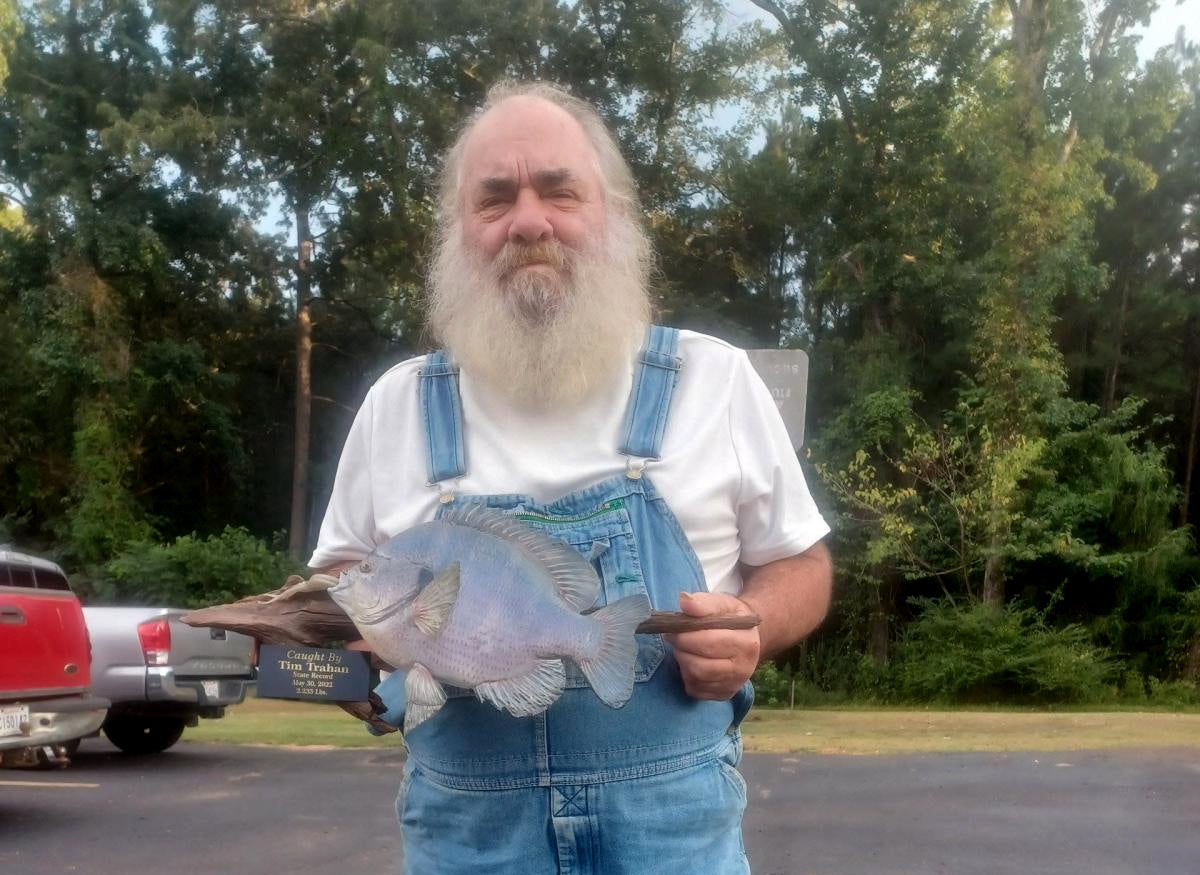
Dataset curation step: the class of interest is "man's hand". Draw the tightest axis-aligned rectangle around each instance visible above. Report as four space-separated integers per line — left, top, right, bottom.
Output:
666 591 760 701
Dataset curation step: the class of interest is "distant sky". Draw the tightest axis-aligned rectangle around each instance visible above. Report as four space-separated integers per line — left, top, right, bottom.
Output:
725 0 1195 61
1131 0 1196 58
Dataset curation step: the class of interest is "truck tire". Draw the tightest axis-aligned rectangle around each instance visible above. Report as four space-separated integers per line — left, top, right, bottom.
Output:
103 716 187 755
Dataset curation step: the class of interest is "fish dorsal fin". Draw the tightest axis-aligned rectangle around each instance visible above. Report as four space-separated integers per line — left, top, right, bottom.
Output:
411 562 460 637
443 504 600 611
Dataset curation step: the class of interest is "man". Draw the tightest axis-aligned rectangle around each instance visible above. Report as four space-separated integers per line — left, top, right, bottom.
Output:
310 81 832 874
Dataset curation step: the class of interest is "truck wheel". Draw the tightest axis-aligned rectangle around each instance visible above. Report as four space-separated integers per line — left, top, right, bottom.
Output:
103 716 187 755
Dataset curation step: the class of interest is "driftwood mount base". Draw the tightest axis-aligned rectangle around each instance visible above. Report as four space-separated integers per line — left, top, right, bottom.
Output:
181 587 760 649
180 582 761 734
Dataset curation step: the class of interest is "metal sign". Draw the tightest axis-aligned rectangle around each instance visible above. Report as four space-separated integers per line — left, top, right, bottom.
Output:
745 349 809 450
256 644 371 702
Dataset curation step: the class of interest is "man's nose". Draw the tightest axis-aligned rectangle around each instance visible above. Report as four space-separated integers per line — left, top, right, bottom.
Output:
507 190 553 244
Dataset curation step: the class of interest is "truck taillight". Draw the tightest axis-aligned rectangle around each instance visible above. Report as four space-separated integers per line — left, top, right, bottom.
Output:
138 618 171 666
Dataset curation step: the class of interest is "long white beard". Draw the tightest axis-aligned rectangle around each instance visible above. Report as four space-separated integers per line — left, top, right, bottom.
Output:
427 214 652 410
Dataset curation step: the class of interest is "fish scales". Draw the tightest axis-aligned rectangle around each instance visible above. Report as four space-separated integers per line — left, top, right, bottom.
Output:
327 505 650 734
405 522 593 687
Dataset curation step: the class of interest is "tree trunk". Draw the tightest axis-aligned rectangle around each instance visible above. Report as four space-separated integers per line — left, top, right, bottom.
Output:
1183 631 1200 682
982 548 1005 608
868 566 897 665
1008 0 1051 149
868 610 889 665
1182 362 1200 526
1103 275 1130 414
288 206 314 559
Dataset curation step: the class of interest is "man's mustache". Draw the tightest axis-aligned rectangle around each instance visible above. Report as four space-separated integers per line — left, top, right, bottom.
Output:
495 241 570 276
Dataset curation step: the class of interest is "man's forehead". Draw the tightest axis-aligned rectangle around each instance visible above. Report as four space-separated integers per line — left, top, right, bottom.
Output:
461 96 600 184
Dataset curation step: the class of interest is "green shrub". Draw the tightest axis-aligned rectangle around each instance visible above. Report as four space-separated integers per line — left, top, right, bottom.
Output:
751 661 792 706
750 660 864 707
1143 679 1200 706
102 526 300 608
894 598 1113 704
1110 676 1200 707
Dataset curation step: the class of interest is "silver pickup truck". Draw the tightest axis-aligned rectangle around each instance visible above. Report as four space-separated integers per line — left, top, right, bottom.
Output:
82 607 255 754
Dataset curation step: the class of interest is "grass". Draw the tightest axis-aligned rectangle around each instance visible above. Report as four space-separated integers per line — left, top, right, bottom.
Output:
187 696 1200 755
739 708 1200 754
188 697 398 749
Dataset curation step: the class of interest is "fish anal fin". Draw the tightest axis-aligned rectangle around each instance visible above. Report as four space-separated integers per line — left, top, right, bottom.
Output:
412 562 460 637
403 664 447 734
474 659 566 718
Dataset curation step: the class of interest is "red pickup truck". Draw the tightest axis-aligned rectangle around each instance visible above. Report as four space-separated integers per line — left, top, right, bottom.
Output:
0 549 109 767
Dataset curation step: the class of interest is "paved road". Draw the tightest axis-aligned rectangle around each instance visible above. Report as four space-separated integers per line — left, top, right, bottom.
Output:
2 739 1197 874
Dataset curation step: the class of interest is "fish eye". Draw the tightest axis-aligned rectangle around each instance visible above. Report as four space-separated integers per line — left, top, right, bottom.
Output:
359 560 374 574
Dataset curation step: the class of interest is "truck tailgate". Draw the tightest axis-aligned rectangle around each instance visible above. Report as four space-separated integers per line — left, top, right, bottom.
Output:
1 588 92 698
167 612 254 677
84 606 254 706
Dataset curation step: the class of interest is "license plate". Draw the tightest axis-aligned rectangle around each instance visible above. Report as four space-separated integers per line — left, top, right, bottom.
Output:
202 680 220 700
0 704 29 738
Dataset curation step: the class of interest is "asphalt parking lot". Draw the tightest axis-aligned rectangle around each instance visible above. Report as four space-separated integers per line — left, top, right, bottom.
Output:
2 739 1197 874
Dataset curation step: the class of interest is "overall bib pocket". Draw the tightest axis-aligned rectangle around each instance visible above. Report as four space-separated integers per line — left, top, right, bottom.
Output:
508 498 667 688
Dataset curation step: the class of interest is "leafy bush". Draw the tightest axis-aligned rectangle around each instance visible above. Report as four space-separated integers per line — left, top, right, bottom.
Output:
102 527 300 608
750 660 865 708
893 598 1113 703
751 661 792 707
1142 679 1200 707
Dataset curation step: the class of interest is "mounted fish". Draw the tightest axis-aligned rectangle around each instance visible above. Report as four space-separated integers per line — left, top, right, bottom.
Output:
271 504 651 734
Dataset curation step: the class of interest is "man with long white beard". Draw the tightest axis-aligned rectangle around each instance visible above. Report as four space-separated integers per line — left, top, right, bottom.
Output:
310 81 832 874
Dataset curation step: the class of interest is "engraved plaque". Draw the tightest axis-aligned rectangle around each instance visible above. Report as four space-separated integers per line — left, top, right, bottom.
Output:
256 644 370 702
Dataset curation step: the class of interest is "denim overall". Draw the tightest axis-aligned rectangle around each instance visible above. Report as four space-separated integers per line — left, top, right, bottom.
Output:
390 327 754 874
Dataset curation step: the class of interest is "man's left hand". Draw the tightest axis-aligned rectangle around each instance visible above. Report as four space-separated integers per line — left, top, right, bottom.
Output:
666 591 760 701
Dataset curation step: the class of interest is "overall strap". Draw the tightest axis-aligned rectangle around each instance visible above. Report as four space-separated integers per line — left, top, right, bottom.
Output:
418 350 467 484
618 325 682 462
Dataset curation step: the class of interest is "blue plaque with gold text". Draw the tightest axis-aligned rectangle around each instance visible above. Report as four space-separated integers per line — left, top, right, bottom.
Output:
256 645 370 702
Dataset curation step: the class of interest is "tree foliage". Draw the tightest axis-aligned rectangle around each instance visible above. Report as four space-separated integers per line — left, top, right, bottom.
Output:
1 0 1197 698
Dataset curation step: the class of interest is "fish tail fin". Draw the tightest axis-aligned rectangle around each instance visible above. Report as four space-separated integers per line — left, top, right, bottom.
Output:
578 594 651 709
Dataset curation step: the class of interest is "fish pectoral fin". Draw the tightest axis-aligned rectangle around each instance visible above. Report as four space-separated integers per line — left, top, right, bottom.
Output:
474 659 566 718
403 664 447 734
411 562 460 637
257 573 340 604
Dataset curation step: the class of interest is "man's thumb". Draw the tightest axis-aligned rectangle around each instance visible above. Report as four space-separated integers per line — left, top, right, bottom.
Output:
678 590 737 617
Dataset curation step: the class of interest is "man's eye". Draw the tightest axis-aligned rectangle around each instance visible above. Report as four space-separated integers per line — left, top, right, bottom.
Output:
549 189 576 200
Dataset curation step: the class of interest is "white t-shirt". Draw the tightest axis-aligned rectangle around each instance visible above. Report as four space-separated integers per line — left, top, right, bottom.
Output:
310 330 830 594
